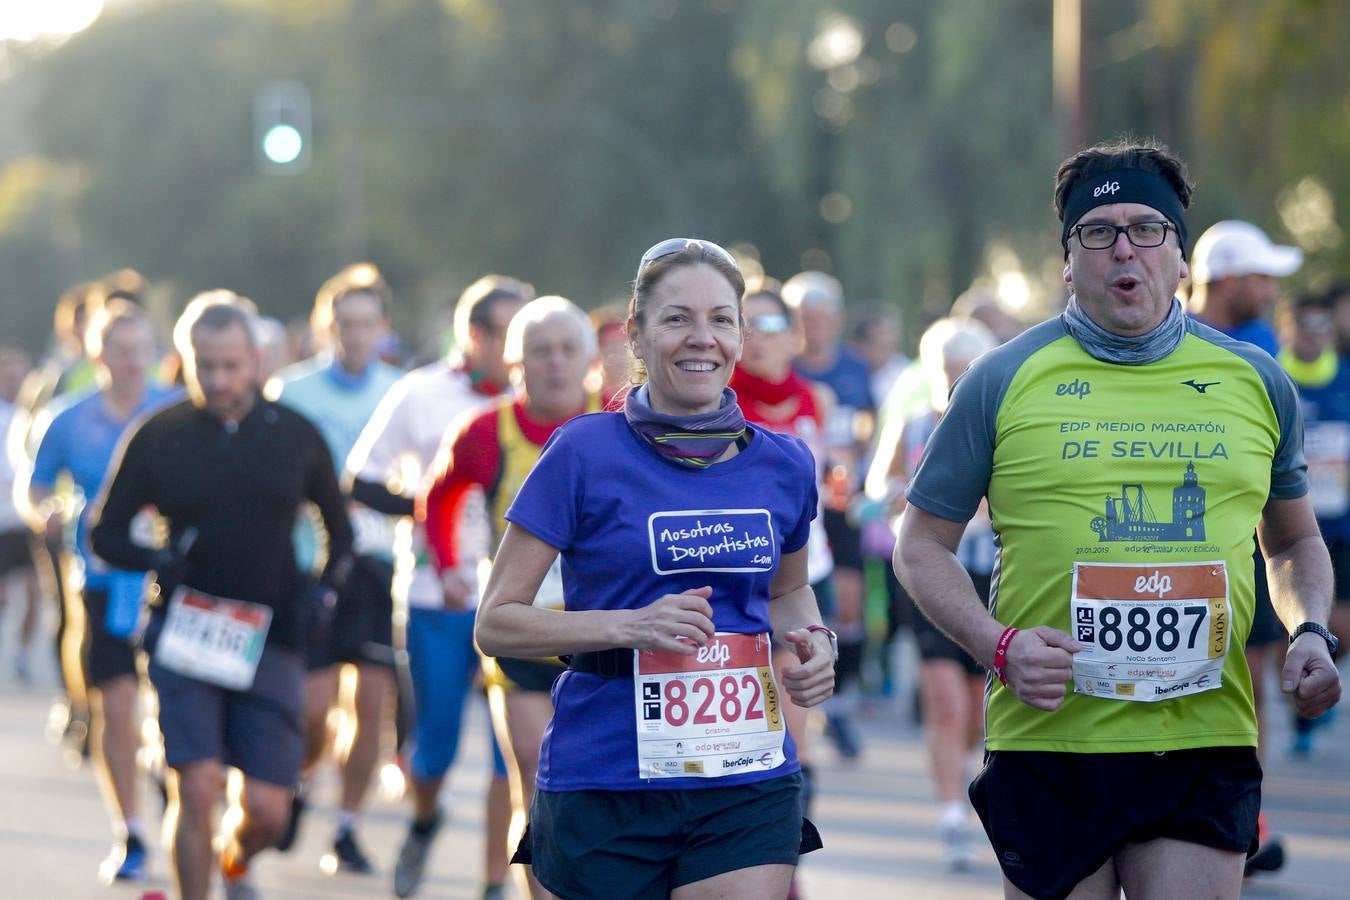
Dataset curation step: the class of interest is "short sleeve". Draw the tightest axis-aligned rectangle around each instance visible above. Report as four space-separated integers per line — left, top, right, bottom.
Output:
504 428 583 550
780 438 817 554
29 409 69 489
1264 362 1308 500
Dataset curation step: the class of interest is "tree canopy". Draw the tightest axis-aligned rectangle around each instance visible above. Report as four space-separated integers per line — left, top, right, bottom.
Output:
0 0 1345 353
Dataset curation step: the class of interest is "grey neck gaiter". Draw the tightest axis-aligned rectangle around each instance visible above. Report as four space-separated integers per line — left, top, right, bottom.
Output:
1062 296 1187 366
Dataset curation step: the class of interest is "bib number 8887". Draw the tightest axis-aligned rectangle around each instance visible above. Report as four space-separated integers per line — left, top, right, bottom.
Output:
1097 605 1206 653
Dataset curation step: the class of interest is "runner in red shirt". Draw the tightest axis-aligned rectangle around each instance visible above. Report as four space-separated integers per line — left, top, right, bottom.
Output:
421 296 598 898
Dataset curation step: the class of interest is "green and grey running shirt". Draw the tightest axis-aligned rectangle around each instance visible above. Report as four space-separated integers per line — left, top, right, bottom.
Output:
907 315 1306 753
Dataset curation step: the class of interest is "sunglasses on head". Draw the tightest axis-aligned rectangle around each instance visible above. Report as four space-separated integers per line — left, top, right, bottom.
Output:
747 313 791 335
638 238 739 271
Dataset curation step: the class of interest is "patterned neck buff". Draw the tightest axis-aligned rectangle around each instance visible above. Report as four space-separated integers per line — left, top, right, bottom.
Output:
622 384 747 468
1062 296 1187 366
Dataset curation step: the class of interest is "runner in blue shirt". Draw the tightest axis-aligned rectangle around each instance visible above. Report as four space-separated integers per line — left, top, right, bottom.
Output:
476 238 837 900
1277 291 1350 754
268 263 404 874
25 300 176 885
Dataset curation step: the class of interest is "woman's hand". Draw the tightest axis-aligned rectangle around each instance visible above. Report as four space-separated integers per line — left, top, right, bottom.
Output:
778 629 836 707
624 586 716 654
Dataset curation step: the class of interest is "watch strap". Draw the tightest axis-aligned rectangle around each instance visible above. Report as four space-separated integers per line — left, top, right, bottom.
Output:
1290 622 1339 655
805 624 839 662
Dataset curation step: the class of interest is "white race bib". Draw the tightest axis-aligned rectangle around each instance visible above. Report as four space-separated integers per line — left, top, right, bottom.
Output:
1305 421 1350 518
633 632 785 779
1070 562 1230 702
155 587 272 690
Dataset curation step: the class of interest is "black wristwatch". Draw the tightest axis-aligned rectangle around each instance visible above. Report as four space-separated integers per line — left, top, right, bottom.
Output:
1289 622 1340 656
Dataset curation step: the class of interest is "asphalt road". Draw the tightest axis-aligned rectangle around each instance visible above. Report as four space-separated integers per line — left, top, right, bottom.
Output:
0 598 1346 899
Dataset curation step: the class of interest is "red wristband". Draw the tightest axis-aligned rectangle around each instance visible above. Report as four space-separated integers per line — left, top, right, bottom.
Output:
992 626 1019 686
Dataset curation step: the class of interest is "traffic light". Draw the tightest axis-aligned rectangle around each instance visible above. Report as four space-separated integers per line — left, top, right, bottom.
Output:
254 81 312 175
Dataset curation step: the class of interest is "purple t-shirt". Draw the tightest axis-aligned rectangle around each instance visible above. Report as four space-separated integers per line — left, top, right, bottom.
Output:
506 411 817 791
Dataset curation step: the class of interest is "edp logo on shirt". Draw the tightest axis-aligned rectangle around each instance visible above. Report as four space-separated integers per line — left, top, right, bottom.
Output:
648 510 775 574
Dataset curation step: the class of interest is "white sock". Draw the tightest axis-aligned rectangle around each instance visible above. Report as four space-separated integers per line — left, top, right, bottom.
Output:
337 810 359 835
122 816 144 841
938 801 967 831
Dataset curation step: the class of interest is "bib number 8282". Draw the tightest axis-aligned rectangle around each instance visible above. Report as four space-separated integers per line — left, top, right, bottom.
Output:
663 674 766 726
1097 605 1206 653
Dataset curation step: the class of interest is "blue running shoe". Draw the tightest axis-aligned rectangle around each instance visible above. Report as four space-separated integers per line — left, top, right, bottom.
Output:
99 833 148 884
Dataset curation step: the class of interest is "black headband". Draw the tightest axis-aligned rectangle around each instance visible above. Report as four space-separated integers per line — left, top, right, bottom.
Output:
1061 167 1188 258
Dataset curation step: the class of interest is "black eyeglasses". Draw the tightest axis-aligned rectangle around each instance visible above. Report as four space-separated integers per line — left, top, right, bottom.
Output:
639 238 739 271
1069 221 1173 250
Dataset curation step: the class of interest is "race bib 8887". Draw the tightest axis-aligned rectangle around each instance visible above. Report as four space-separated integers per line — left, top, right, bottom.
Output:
1070 561 1230 702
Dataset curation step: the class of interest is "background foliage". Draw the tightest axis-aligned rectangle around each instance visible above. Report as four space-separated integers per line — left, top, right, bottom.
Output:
1 0 1346 353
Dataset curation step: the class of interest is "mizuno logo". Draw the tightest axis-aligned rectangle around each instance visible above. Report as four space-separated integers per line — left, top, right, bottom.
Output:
1181 379 1220 393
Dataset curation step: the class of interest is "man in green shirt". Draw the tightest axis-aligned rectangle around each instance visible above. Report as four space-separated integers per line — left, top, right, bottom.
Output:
894 139 1341 899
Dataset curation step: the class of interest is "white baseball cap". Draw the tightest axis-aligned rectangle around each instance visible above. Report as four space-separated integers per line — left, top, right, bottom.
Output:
1190 220 1302 283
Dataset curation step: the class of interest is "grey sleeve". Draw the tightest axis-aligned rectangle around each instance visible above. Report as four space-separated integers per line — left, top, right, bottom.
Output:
1211 333 1308 500
1257 358 1308 499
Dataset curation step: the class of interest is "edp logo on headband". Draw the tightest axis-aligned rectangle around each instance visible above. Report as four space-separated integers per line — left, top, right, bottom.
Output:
1093 181 1121 198
648 509 775 574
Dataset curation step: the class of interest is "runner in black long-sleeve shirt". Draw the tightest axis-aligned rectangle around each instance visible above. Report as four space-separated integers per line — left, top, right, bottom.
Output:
91 295 353 900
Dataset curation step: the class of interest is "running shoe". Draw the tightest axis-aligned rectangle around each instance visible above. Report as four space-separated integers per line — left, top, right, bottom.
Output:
939 821 977 872
222 874 260 900
97 833 148 884
221 843 258 899
481 883 505 900
393 808 443 898
274 789 306 852
324 828 374 875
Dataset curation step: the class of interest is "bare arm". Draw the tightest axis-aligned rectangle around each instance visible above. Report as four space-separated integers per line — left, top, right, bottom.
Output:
767 546 835 707
23 484 62 543
1259 495 1341 718
474 522 716 659
894 505 1080 711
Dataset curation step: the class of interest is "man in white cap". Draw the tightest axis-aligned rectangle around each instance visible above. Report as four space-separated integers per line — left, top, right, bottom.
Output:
1187 220 1303 356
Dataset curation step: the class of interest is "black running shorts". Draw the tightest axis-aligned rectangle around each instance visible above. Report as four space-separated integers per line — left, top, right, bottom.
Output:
970 747 1261 900
82 587 139 686
514 772 820 899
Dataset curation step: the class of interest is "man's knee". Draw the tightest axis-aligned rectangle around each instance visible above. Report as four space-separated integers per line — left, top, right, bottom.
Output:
174 761 226 824
354 664 394 719
242 782 293 843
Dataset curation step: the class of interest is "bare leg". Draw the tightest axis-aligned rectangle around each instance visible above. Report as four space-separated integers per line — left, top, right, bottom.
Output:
485 772 511 889
17 567 41 660
229 776 292 867
672 864 795 900
89 674 141 831
920 660 972 804
302 666 340 774
1002 857 1118 900
497 687 555 899
340 663 393 814
167 760 226 900
1116 837 1243 900
410 774 445 823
